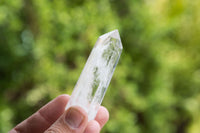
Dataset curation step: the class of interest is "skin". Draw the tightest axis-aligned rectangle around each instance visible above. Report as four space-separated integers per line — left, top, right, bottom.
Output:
9 94 109 133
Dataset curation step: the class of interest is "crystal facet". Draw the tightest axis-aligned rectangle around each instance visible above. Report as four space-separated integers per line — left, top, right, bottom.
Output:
65 30 123 121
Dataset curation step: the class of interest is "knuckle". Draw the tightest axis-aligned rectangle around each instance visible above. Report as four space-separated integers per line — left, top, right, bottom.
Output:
45 127 63 133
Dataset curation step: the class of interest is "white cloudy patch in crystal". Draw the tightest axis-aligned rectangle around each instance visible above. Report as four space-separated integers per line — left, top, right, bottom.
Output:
65 30 123 121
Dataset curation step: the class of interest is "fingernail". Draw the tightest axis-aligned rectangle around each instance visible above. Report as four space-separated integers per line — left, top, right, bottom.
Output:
65 107 84 128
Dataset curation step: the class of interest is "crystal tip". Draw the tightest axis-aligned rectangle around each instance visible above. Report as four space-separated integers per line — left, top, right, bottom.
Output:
99 29 123 49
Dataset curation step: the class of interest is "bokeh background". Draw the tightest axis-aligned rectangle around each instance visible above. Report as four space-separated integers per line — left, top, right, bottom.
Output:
1 0 200 132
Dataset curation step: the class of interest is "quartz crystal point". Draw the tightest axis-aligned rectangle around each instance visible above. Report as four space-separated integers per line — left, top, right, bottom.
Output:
66 30 123 121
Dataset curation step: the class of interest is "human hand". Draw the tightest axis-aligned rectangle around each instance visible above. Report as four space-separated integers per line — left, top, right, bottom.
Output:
9 95 109 133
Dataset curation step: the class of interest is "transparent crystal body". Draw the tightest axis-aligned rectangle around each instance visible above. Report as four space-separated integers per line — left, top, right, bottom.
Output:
66 30 123 121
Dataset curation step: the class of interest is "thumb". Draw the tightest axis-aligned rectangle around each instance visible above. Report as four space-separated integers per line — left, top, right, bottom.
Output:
45 106 88 133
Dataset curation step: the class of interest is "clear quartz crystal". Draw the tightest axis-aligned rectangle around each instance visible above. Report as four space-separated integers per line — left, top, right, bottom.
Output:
65 30 123 121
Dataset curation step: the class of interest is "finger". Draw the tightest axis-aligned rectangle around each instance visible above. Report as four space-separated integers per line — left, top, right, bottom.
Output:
95 106 109 128
84 120 100 133
10 94 70 133
45 106 88 133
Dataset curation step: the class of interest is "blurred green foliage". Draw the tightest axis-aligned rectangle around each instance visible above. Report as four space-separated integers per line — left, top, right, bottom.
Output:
1 0 200 132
